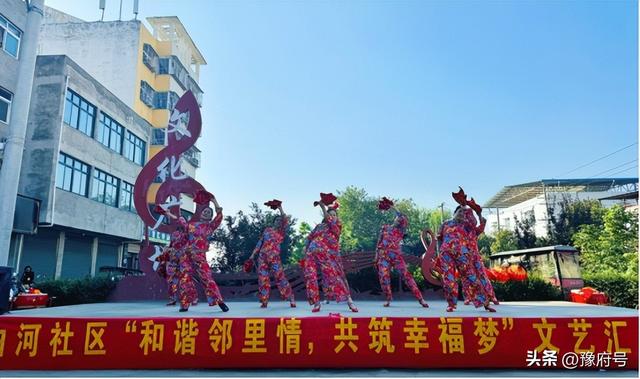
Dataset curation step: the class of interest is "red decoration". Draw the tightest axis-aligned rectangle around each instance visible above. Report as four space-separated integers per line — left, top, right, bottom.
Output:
467 197 482 215
133 91 208 236
328 201 340 211
507 264 528 282
452 187 468 206
489 266 510 283
243 259 254 273
154 205 167 215
264 199 282 210
570 287 609 305
194 189 214 205
11 293 49 309
319 192 337 205
485 267 496 281
378 197 394 210
0 314 637 369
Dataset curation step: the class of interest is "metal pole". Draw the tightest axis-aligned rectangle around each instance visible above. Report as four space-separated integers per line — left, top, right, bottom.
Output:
0 0 44 266
119 0 123 21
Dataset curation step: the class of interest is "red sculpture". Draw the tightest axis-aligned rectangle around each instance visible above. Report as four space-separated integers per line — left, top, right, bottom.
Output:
420 228 441 287
133 91 210 275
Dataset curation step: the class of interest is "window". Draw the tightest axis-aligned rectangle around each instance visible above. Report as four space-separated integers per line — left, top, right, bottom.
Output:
120 181 135 212
153 91 179 110
123 130 146 165
154 92 167 109
139 81 154 108
151 128 166 145
63 89 96 137
0 86 12 124
183 145 201 168
96 113 124 153
56 153 89 196
142 44 158 72
158 57 170 75
91 169 119 207
0 14 21 58
167 92 179 110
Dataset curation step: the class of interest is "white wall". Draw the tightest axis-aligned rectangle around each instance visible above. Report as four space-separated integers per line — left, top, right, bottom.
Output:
484 190 620 237
38 20 140 108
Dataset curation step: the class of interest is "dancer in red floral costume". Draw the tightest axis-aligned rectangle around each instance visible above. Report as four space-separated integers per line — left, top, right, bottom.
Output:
461 202 499 306
165 191 229 313
436 189 496 312
301 193 357 313
157 244 179 306
375 197 429 308
248 200 296 308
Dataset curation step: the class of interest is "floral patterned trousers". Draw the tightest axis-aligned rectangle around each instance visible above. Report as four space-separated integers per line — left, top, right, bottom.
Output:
302 242 350 305
257 250 293 304
166 255 179 302
436 246 488 308
461 251 497 303
178 250 223 310
376 249 423 302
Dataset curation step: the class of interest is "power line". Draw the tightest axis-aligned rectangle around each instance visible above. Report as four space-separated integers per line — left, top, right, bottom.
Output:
606 165 638 178
556 142 638 178
591 159 638 178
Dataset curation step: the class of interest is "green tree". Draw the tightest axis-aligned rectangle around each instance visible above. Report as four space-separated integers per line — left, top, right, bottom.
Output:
210 203 300 271
288 221 311 264
336 186 447 255
490 229 518 253
514 212 537 249
477 233 495 260
547 197 605 245
573 205 638 276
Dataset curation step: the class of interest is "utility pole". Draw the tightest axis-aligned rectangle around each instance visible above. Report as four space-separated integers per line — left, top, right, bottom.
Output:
0 0 44 266
439 202 445 224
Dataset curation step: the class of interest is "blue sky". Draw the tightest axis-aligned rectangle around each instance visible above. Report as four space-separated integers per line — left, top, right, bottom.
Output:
46 0 638 224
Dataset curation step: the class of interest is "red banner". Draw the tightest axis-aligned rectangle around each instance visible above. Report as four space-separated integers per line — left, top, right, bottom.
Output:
0 315 636 370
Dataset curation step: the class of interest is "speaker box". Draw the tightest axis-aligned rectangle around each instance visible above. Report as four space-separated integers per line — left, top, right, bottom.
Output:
0 266 12 314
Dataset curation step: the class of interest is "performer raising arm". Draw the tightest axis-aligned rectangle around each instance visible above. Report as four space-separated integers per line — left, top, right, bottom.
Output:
248 200 296 308
301 193 357 313
375 198 428 308
436 200 496 313
165 191 229 313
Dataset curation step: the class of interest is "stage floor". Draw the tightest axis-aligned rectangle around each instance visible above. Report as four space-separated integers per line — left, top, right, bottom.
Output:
4 300 638 318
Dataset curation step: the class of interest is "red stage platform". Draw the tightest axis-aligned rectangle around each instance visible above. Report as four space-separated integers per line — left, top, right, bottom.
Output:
0 300 637 371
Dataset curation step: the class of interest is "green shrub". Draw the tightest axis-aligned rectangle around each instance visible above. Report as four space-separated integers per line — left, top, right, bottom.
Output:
583 273 638 309
37 276 120 306
491 276 564 301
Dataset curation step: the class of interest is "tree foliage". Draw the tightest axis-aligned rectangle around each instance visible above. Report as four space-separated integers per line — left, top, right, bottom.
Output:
490 229 518 254
210 203 301 272
573 205 638 276
546 197 605 245
336 186 448 255
288 221 311 265
477 233 495 260
514 212 538 249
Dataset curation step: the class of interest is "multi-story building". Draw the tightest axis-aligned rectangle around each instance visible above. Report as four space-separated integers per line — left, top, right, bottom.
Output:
38 7 206 246
483 178 639 237
0 0 28 162
8 55 152 279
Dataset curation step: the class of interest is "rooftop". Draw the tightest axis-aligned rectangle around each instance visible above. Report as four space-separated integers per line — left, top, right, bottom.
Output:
484 178 639 208
147 16 207 65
